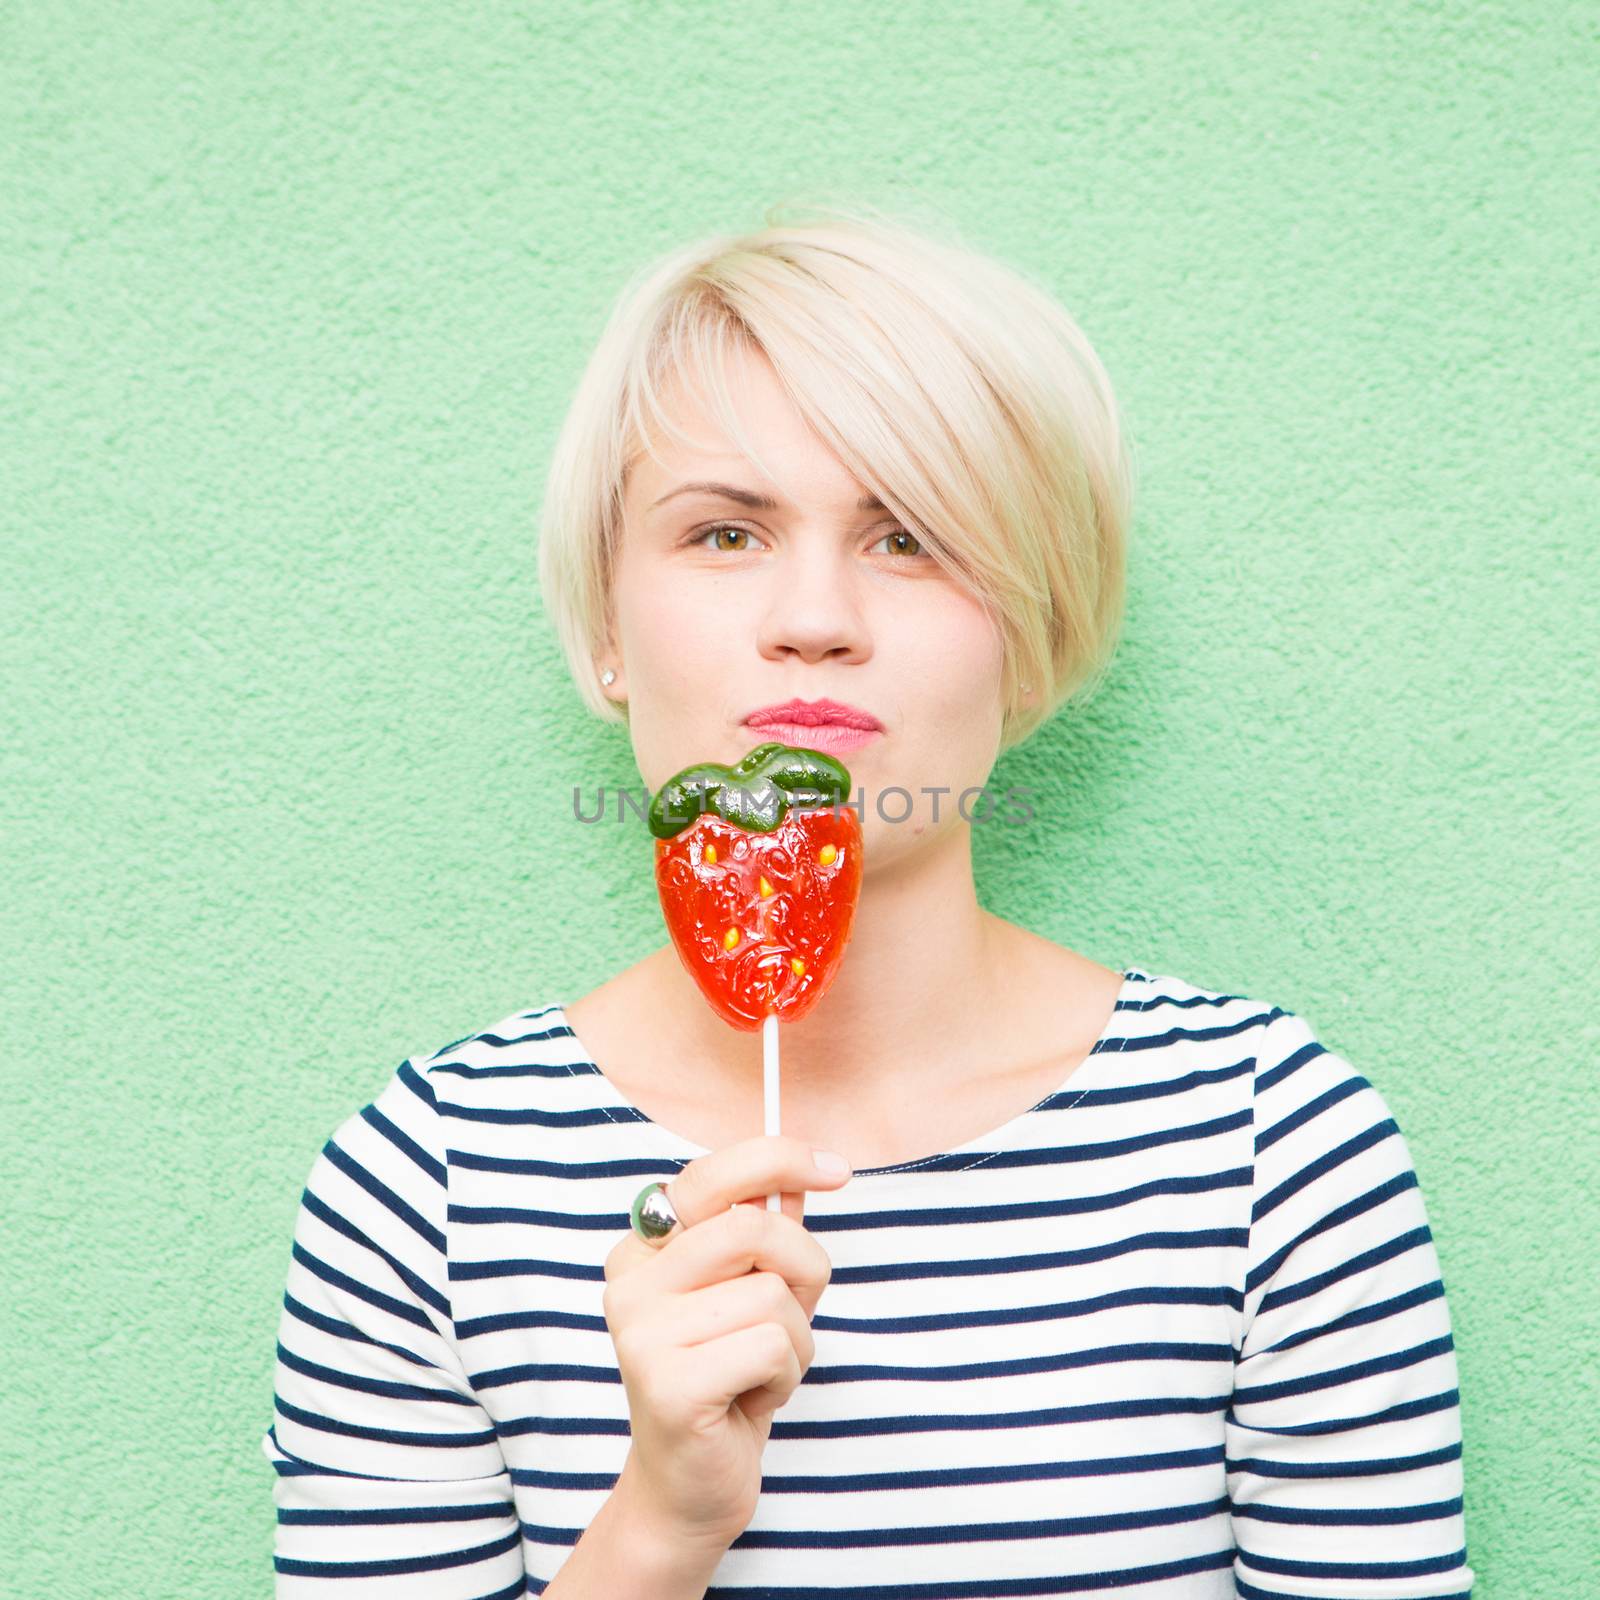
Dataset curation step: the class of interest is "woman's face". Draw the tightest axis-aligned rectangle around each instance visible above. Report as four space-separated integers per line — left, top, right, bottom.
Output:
605 343 1008 872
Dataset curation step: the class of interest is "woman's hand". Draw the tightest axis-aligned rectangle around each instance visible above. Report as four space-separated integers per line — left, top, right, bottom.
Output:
601 1137 853 1560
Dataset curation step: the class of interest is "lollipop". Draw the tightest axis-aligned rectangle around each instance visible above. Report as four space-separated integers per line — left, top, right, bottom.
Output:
649 741 864 1209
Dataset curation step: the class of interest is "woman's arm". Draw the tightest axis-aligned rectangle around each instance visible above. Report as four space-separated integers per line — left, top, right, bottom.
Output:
261 1054 526 1593
1227 1008 1474 1599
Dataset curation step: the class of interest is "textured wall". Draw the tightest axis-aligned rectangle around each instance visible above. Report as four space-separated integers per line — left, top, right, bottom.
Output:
5 3 1596 1594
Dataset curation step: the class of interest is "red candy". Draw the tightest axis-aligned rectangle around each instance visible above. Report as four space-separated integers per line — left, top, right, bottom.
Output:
654 801 863 1032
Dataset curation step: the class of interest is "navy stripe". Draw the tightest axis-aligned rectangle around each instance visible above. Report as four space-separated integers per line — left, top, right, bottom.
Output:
275 1338 479 1407
509 1444 1226 1494
449 1166 1254 1233
432 1056 612 1082
1237 1544 1470 1579
275 1525 521 1578
798 1339 1234 1388
280 1498 511 1526
1257 1226 1432 1314
469 1339 1235 1395
441 1099 653 1128
1233 1495 1463 1525
280 1289 439 1368
290 1240 434 1331
1252 1118 1399 1221
439 1093 1253 1146
522 1496 1232 1551
1226 1440 1462 1479
456 1280 1243 1345
448 1225 1251 1286
1237 1582 1471 1600
448 1147 702 1178
692 1547 1241 1597
453 1305 600 1340
1246 1170 1419 1293
811 1109 1254 1176
1122 1012 1282 1052
1258 1279 1445 1355
1234 1335 1455 1406
1234 1387 1460 1437
1121 989 1258 1013
495 1393 1233 1442
1254 1075 1369 1153
1255 1035 1327 1095
274 1393 498 1450
1047 1058 1254 1109
811 1164 1253 1227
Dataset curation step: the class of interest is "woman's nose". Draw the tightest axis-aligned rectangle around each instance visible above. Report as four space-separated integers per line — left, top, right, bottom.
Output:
753 545 872 667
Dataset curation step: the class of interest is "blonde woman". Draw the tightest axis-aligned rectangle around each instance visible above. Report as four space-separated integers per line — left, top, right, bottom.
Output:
263 205 1473 1597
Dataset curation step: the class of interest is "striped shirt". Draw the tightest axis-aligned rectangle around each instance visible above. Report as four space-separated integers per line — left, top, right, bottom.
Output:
262 966 1474 1597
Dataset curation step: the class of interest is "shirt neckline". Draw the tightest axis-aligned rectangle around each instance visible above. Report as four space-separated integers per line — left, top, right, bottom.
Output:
549 967 1150 1179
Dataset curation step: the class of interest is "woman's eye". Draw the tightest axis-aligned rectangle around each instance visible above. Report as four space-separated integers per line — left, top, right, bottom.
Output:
873 527 925 559
692 523 761 553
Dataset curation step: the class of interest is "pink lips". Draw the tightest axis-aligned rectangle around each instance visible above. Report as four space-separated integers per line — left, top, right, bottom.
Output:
743 697 883 756
745 697 882 730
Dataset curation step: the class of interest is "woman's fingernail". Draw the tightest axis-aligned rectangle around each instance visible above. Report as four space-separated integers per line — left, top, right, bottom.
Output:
813 1149 851 1176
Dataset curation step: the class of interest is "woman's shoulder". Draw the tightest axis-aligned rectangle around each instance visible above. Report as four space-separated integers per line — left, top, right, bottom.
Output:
1122 966 1382 1109
1118 972 1430 1229
305 1002 598 1177
1120 965 1296 1055
405 998 600 1106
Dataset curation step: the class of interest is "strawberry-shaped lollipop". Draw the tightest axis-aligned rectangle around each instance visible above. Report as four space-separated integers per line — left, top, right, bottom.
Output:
649 742 864 1032
649 742 864 1210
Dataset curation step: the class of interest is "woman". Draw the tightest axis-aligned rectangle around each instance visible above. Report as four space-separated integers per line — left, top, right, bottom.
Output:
262 205 1473 1597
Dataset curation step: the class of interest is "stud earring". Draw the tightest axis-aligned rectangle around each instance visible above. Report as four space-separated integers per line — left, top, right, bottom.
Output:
600 669 616 686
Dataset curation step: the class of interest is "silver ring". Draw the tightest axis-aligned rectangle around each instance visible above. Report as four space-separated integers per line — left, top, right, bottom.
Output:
630 1180 681 1248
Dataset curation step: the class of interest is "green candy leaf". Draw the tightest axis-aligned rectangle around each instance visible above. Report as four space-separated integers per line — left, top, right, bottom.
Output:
647 741 854 840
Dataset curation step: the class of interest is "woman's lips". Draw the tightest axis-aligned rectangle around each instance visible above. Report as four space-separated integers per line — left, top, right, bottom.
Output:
745 720 882 755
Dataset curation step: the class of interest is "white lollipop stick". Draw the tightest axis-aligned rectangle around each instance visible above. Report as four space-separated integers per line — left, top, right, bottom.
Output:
763 1010 782 1211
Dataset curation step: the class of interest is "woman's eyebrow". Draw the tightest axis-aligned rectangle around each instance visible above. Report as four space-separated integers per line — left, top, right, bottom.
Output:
647 480 886 514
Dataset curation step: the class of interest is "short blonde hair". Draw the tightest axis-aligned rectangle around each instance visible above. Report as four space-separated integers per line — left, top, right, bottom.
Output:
536 199 1135 754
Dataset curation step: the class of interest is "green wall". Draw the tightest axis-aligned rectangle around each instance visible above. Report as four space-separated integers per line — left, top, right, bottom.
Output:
6 3 1595 1594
